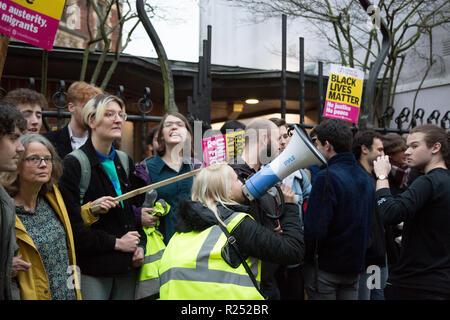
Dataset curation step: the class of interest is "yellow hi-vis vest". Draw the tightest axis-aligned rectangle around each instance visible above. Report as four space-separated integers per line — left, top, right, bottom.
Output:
159 211 263 300
135 201 170 300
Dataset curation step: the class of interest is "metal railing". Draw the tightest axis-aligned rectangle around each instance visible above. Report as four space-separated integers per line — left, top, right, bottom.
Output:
29 78 163 161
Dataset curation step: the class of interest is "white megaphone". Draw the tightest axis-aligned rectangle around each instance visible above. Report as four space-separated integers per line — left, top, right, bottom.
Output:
242 124 327 201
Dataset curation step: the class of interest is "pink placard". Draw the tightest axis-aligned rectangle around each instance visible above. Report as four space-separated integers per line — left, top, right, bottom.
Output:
202 135 227 167
322 100 360 123
0 0 61 51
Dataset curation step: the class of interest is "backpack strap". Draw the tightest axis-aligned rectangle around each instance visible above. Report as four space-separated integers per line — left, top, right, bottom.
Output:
116 150 130 179
68 149 130 205
67 149 91 205
216 219 267 300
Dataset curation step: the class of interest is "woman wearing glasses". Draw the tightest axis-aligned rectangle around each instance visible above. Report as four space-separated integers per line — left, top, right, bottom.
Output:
1 134 81 299
135 112 201 244
58 94 148 300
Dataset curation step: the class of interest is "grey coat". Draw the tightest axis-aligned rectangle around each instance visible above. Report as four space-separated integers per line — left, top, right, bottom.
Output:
0 184 19 300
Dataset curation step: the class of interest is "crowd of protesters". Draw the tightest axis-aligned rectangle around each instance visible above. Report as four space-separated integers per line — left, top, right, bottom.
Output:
0 83 449 301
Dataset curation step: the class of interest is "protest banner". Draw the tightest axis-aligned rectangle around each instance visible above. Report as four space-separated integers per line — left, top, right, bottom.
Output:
0 0 65 51
323 64 364 124
202 130 245 166
225 130 245 161
202 134 227 167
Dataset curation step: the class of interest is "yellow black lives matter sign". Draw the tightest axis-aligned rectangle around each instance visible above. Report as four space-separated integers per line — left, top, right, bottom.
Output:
323 64 364 124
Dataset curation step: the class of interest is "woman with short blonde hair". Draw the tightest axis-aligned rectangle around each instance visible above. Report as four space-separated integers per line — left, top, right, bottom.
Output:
58 94 149 300
82 94 126 127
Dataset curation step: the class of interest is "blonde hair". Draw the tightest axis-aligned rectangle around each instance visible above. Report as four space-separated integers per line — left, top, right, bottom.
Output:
82 94 125 127
191 163 239 225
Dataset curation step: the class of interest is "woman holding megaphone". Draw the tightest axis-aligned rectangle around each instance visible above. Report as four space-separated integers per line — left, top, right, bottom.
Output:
158 163 304 300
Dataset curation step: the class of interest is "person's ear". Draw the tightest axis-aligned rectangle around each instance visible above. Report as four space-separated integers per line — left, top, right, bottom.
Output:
324 140 335 154
67 102 75 113
87 115 96 131
361 144 370 155
431 142 442 155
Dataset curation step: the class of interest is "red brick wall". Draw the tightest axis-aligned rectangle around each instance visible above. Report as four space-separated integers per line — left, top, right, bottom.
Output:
61 0 122 51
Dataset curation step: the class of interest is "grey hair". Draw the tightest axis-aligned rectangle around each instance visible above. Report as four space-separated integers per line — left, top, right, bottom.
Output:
3 134 62 197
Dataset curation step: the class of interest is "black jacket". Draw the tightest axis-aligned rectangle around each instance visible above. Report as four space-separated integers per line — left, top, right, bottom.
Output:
229 160 280 229
175 199 304 266
43 125 73 160
361 167 386 268
376 168 450 295
58 138 146 277
229 160 290 294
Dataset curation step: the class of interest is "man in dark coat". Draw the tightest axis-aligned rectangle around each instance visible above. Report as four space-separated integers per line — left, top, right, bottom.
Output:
229 118 291 300
0 102 26 300
352 130 387 300
303 119 375 300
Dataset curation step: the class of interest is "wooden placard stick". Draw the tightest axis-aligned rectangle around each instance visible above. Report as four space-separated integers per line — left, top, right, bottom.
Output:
90 167 202 214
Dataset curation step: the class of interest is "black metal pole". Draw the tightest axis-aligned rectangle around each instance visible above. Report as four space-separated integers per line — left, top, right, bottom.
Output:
137 87 153 160
41 50 48 95
141 111 146 161
51 80 66 130
281 14 287 120
205 25 212 125
358 0 391 129
207 25 212 79
318 61 323 123
299 37 305 125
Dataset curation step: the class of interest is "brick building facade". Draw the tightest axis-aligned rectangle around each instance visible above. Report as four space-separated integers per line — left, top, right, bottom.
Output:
55 0 121 51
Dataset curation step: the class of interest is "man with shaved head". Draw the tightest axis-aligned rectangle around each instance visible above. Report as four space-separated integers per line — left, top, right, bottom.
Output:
229 118 303 300
240 118 279 169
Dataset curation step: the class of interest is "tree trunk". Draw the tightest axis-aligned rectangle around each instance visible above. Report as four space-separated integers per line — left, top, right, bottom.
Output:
0 35 10 80
136 0 178 113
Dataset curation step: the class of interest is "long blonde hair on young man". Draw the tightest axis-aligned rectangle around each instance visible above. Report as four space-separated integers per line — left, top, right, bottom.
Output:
191 163 239 226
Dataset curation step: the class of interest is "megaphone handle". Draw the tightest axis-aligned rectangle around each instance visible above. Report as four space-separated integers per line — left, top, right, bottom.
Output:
260 185 286 220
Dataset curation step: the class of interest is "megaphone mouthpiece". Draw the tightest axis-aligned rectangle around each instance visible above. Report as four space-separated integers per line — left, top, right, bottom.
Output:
243 125 327 200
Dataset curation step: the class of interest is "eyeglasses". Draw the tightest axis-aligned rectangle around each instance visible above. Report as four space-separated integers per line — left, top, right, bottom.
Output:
24 156 54 166
104 111 127 121
163 121 185 128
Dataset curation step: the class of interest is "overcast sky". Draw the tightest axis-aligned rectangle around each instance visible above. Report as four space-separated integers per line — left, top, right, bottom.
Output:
124 0 200 62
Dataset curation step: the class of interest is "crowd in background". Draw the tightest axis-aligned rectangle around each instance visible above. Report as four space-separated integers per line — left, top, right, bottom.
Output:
0 82 449 301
